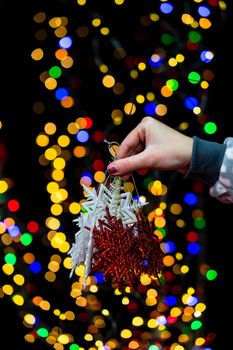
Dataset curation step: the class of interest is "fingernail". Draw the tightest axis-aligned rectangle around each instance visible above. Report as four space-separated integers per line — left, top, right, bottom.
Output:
107 164 118 174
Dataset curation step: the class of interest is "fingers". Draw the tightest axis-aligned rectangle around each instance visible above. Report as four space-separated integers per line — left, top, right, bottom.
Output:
107 151 148 176
117 124 144 159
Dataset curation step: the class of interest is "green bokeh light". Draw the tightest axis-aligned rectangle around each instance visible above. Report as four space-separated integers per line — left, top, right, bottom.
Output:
188 31 202 43
36 327 49 338
191 320 202 330
161 33 174 45
20 233 33 246
70 345 80 350
188 71 201 84
204 121 217 134
206 269 218 280
166 79 179 91
49 66 62 78
5 253 17 265
193 217 206 229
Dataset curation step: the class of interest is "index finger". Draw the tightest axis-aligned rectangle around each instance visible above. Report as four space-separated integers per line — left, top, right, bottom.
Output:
117 125 144 159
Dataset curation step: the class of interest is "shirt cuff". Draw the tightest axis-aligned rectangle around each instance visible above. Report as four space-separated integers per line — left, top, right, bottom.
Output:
184 136 226 186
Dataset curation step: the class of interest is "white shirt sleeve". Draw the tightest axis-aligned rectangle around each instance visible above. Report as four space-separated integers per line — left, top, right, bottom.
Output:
209 137 233 204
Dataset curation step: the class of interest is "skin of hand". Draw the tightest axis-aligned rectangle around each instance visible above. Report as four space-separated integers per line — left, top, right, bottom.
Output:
107 116 194 177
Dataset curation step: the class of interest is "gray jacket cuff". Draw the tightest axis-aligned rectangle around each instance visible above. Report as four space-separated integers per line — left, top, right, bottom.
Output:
185 136 226 186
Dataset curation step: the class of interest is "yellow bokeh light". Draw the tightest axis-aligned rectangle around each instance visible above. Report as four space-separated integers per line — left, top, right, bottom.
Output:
48 260 60 272
31 48 44 61
12 294 24 306
0 222 6 234
147 288 158 298
51 203 63 216
154 217 166 228
170 307 182 317
44 122 57 135
36 134 50 147
176 54 185 63
123 182 134 192
51 191 63 203
2 264 14 275
76 296 87 307
92 18 101 27
136 94 145 103
46 217 61 230
138 62 146 71
149 13 160 21
49 17 62 28
146 92 155 101
51 232 66 248
115 0 124 5
47 182 59 194
199 18 212 29
52 169 64 181
0 180 8 193
77 0 86 5
2 284 14 295
170 203 182 215
58 135 70 147
178 334 189 343
124 102 136 115
122 296 129 305
61 56 74 69
69 202 81 214
201 80 209 89
55 26 67 38
120 329 132 339
181 13 194 25
63 257 72 270
13 274 25 286
100 27 110 35
146 297 157 306
156 104 167 116
178 122 189 131
168 58 177 67
57 334 70 344
132 316 144 326
181 265 189 274
99 64 108 73
94 171 105 183
176 219 185 228
195 302 206 312
24 313 36 325
140 273 151 285
193 106 201 115
102 75 115 88
45 148 57 160
147 318 157 328
53 157 66 170
45 77 57 90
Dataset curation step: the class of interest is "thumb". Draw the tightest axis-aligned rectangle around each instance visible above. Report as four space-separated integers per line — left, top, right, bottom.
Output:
107 152 146 176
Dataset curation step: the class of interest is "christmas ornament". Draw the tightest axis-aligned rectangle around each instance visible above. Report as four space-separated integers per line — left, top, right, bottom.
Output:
68 141 164 292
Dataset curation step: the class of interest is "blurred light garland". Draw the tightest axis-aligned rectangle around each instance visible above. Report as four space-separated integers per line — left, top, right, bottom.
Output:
0 0 227 349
